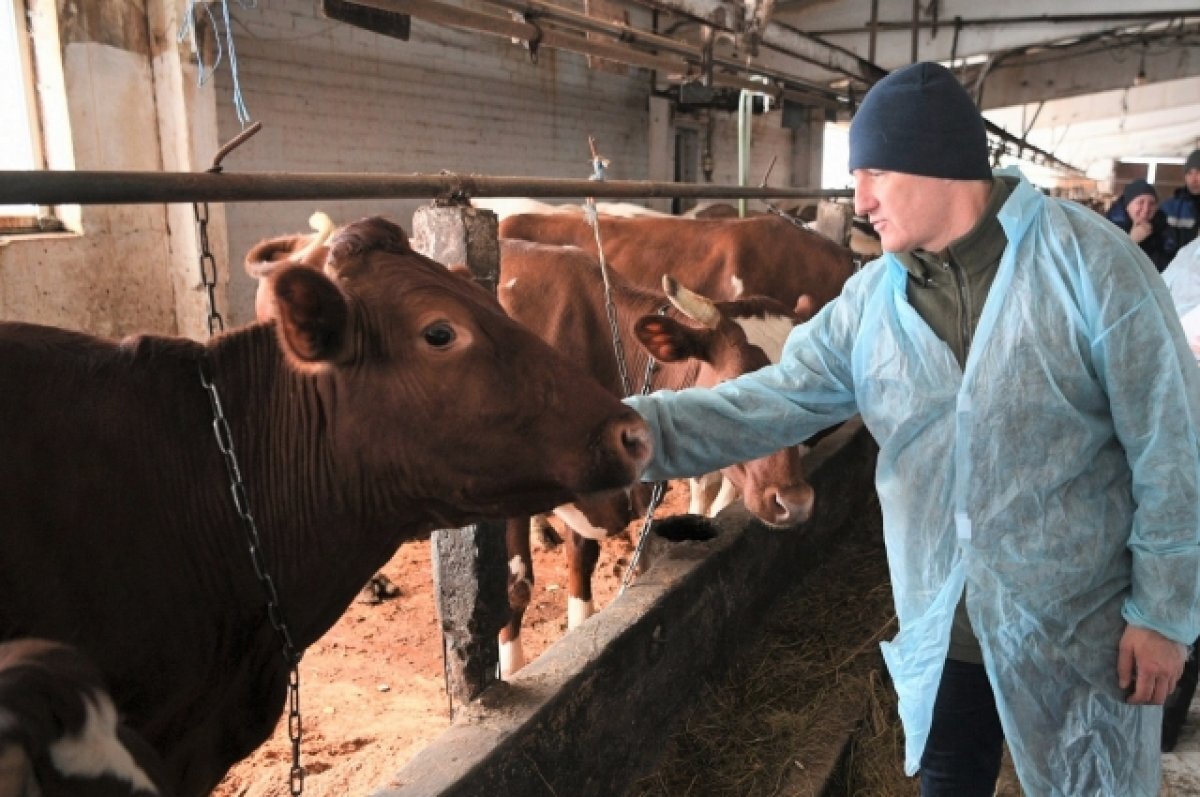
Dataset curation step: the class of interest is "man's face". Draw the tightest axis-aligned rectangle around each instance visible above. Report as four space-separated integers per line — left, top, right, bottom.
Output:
852 170 953 252
1127 194 1158 225
1186 168 1200 196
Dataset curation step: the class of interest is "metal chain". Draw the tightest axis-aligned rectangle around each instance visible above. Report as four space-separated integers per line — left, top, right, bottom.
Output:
193 201 225 337
583 136 634 397
580 136 668 593
620 480 667 593
199 360 305 795
190 120 303 794
621 306 669 594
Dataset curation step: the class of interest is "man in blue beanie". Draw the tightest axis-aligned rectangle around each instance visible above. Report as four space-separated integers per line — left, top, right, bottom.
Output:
1105 178 1172 271
623 61 1200 796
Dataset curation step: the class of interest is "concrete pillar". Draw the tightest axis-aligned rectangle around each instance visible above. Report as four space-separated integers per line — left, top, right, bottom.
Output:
815 200 853 246
410 203 506 705
429 519 509 702
411 204 500 292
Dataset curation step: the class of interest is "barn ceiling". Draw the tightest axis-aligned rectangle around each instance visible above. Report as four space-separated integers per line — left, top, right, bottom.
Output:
354 0 1200 177
760 0 1200 177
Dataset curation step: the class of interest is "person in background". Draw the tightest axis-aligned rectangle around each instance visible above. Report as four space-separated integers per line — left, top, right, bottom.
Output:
624 61 1200 796
1162 149 1200 256
1105 178 1172 271
1160 235 1200 752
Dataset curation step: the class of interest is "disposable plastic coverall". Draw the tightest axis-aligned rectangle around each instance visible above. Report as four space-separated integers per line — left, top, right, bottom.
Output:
625 172 1200 795
1164 237 1200 317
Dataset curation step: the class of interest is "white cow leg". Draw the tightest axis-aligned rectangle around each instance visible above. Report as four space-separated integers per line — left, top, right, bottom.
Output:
688 472 723 516
500 638 526 679
707 477 742 517
567 596 595 629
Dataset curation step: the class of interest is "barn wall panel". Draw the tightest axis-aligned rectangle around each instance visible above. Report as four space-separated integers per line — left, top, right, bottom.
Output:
0 39 177 337
214 2 654 327
708 113 797 203
0 1 810 337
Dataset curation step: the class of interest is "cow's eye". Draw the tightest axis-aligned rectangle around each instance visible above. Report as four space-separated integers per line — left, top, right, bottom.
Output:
422 322 456 348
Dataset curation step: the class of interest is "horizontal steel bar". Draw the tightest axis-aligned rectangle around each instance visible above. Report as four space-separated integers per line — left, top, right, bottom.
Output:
0 170 854 206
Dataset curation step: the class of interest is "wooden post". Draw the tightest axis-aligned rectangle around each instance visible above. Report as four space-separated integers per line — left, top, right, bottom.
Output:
410 204 507 705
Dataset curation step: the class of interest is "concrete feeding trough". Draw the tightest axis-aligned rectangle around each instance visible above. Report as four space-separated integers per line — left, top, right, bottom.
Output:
376 418 880 797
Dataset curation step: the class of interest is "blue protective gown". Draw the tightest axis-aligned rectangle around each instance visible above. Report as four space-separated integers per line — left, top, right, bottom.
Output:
625 172 1200 795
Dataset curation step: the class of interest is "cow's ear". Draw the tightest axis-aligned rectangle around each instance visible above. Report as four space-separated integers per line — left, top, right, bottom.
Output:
634 316 704 363
245 235 305 279
272 265 350 367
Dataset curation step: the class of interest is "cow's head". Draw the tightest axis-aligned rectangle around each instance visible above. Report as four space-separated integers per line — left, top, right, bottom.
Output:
259 216 652 523
633 276 814 526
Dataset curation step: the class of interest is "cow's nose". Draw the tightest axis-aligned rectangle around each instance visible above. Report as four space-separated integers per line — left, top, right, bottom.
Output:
762 483 815 527
615 413 653 473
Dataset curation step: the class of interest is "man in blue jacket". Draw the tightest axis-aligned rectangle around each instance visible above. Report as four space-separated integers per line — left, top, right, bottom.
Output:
625 62 1200 796
1162 149 1200 257
1105 178 1173 271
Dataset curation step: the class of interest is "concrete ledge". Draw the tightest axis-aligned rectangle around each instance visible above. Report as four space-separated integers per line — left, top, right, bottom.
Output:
375 419 879 797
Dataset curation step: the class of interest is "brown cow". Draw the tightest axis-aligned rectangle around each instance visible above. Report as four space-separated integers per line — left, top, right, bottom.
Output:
0 639 170 797
497 211 856 317
0 216 650 797
244 223 814 676
495 238 814 675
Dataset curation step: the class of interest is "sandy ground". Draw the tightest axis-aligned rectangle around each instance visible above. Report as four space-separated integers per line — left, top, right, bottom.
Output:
212 481 692 797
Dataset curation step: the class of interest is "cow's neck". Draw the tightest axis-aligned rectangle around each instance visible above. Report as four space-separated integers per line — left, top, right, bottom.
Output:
201 325 418 645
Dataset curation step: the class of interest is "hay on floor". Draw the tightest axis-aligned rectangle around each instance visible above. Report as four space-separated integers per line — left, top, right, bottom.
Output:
629 497 921 797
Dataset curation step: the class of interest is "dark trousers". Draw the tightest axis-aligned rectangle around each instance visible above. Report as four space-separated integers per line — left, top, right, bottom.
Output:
1163 643 1199 752
919 658 1006 797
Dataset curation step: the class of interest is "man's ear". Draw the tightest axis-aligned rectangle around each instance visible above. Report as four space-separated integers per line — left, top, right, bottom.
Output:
272 265 350 366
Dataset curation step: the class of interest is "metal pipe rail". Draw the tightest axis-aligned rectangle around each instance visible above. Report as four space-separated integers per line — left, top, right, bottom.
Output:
0 170 854 206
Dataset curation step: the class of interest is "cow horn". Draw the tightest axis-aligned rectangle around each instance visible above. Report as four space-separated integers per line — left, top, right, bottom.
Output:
663 274 720 329
294 211 335 265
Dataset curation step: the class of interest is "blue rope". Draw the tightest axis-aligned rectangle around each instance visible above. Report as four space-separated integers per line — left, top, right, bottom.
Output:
178 0 255 127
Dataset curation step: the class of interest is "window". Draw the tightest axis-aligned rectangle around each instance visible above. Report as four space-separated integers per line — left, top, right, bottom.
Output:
0 0 57 231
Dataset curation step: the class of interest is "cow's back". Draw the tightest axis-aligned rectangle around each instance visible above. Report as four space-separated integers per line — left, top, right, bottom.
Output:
0 323 212 587
498 213 855 311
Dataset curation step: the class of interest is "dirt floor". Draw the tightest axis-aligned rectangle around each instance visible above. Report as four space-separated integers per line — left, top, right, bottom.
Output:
213 481 694 797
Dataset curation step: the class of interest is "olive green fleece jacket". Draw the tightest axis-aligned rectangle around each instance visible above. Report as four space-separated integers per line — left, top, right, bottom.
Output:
896 175 1013 663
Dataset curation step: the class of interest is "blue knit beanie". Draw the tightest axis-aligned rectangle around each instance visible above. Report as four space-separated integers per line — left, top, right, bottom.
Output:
849 62 992 180
1121 178 1157 204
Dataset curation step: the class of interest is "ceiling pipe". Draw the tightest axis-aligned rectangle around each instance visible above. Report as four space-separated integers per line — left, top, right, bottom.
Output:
806 11 1200 37
0 170 855 206
633 0 883 84
485 0 843 100
482 0 703 60
334 0 1077 174
351 0 847 106
350 0 679 72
